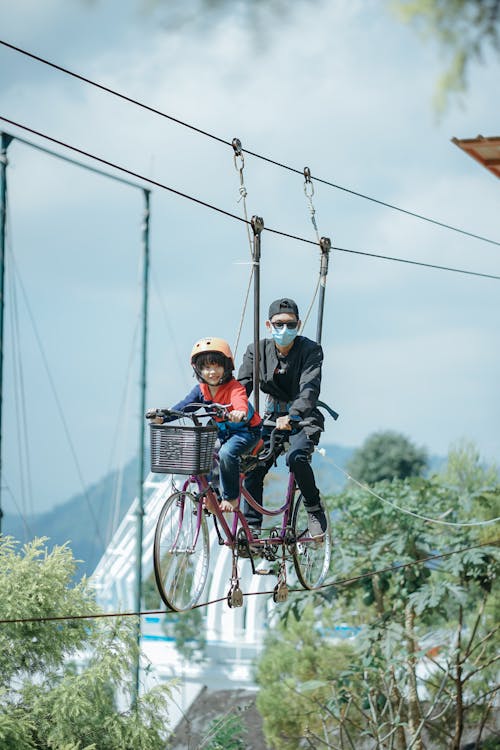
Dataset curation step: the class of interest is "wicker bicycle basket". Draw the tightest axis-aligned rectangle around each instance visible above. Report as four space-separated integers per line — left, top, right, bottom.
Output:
149 422 218 475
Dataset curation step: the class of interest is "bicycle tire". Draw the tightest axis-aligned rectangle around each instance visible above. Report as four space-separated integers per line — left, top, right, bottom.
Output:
153 490 210 611
291 493 331 589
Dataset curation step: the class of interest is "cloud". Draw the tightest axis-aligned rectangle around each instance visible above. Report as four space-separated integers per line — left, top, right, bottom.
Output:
1 0 499 513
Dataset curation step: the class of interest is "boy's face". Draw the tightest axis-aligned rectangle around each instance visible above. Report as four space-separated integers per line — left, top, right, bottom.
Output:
200 361 225 386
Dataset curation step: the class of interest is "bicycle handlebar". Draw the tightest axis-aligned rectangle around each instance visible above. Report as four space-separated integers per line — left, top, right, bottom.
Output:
145 403 231 426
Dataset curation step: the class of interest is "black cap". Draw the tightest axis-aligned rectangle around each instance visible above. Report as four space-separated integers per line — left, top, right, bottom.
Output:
268 298 299 320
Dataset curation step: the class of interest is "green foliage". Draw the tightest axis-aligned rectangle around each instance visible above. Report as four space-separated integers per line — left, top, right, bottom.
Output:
256 604 355 749
256 475 499 749
0 536 175 750
346 430 427 484
203 712 247 750
392 0 500 111
439 438 499 507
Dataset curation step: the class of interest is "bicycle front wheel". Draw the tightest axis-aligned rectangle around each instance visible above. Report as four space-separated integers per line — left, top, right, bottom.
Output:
154 490 210 611
291 493 331 589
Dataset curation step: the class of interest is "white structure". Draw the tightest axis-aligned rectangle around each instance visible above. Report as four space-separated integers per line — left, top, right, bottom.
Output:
91 472 276 720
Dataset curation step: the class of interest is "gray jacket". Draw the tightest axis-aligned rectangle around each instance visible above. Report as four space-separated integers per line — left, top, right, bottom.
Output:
237 336 324 437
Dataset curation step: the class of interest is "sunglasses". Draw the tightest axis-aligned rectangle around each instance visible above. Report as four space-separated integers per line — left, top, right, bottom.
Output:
271 320 299 331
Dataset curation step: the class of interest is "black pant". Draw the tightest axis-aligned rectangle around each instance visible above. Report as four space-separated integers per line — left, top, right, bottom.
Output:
242 426 321 527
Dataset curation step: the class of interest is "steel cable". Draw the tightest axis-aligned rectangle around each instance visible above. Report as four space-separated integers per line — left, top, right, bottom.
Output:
1 39 499 247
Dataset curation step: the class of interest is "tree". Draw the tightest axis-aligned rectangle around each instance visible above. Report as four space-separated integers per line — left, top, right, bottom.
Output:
256 477 499 749
439 438 499 500
256 604 356 749
346 430 428 484
392 0 500 110
0 536 175 750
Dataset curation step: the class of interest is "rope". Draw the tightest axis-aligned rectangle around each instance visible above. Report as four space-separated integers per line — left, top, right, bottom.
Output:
300 168 323 333
2 116 499 284
5 208 35 520
2 39 500 248
231 139 255 359
9 256 105 549
328 459 500 527
1 479 34 538
0 538 497 626
105 314 141 544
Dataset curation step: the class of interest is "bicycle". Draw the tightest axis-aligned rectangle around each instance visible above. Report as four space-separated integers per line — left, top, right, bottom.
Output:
146 404 332 612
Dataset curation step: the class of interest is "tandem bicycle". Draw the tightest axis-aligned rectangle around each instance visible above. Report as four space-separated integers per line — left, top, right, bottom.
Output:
146 404 332 612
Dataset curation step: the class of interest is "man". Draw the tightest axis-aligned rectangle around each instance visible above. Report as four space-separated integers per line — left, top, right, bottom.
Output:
238 297 327 539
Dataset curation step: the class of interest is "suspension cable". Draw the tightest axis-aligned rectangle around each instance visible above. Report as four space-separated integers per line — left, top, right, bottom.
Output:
329 460 500 527
0 538 497 625
1 39 499 248
2 116 499 284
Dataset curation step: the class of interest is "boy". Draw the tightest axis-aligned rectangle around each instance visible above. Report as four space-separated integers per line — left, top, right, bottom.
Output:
170 337 262 511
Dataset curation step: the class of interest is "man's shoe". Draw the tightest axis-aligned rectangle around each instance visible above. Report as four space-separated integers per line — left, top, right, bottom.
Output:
307 509 327 539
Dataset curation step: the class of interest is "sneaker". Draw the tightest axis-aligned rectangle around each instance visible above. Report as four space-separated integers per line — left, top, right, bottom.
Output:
307 509 327 539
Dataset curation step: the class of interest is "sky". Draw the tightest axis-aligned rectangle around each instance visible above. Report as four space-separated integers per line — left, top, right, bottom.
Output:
1 0 499 520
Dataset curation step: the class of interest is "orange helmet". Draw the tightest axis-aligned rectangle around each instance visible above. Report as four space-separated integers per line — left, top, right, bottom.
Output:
190 337 234 384
190 337 234 367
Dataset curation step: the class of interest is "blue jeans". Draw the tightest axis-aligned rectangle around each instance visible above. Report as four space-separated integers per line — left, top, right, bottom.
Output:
218 427 261 501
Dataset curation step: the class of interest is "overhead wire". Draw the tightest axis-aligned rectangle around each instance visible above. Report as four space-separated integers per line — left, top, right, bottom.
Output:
1 116 499 284
2 45 498 632
1 38 500 248
0 537 497 626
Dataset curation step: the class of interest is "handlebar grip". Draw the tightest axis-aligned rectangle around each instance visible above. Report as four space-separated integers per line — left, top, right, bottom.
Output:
257 427 291 463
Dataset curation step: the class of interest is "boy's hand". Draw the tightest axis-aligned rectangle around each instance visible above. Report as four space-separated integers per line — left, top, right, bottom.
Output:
228 410 246 422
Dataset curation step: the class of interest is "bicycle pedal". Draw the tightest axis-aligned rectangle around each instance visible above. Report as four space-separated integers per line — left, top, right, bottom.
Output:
254 567 274 576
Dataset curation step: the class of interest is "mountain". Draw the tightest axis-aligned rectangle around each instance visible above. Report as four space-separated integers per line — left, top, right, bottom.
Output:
3 443 446 578
3 458 140 578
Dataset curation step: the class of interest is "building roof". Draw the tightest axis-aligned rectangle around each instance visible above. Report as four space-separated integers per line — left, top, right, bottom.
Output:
452 135 500 180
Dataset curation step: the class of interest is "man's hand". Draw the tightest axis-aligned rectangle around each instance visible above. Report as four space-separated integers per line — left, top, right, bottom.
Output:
276 415 292 430
229 410 246 422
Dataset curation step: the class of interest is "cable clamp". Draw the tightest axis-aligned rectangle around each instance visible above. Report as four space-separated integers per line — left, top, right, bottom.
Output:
232 137 245 172
251 215 264 235
232 137 243 156
303 166 314 198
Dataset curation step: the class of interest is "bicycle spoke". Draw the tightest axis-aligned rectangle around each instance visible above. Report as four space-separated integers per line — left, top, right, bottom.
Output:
154 491 210 611
292 493 331 589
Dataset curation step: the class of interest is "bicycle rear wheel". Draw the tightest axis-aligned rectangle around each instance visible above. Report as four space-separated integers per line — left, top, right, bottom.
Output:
154 490 210 611
291 493 331 589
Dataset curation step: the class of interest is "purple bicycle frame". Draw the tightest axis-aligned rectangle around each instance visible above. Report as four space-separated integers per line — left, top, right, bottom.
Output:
181 470 298 549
